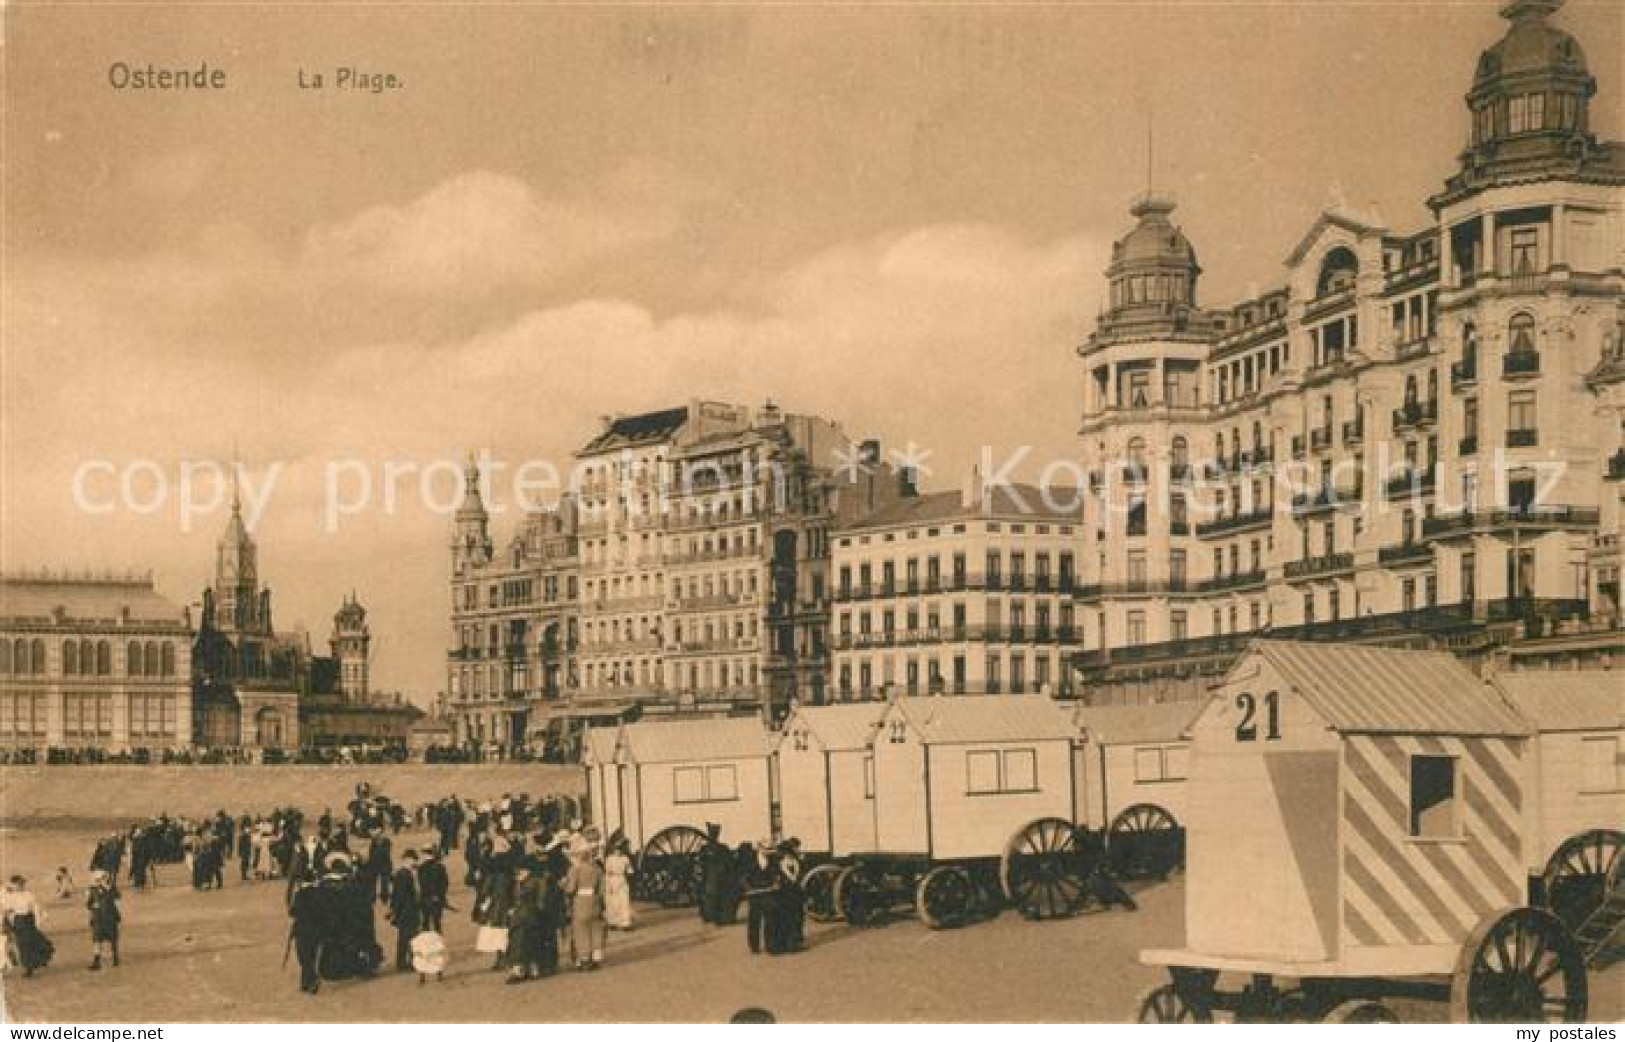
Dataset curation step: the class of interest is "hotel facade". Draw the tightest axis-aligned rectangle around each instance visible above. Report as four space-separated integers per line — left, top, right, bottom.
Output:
1071 0 1623 691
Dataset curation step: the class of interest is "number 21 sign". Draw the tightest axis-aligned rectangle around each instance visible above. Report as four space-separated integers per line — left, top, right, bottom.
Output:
1234 691 1282 742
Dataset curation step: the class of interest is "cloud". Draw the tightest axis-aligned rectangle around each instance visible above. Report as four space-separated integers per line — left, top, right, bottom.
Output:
3 207 1107 699
301 171 676 297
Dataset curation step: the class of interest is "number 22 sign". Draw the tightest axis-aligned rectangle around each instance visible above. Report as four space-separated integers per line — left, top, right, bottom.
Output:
1234 691 1282 742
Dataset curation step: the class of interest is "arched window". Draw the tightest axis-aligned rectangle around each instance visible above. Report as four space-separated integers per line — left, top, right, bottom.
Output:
1251 421 1263 450
1317 247 1359 297
63 640 79 675
96 640 110 676
1427 369 1438 402
13 638 27 674
144 641 159 677
1125 437 1147 468
0 639 10 674
161 642 176 677
1509 312 1537 355
33 639 47 675
128 641 143 677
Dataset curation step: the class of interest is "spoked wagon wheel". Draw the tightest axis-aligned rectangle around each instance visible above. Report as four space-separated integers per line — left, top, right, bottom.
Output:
1323 1000 1397 1023
1109 803 1183 881
916 866 976 930
802 863 845 923
837 863 886 927
1540 829 1624 932
1136 983 1212 1023
637 825 708 907
1001 817 1090 920
1450 907 1588 1023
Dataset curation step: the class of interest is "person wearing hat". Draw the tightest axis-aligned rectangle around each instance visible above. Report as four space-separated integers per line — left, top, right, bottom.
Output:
698 823 732 925
771 838 806 954
417 847 449 934
387 851 421 973
561 845 606 971
287 874 326 994
85 870 121 970
741 840 779 956
503 857 551 983
3 875 54 977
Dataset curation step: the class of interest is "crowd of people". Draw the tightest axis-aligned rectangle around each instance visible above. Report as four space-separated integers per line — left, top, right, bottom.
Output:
697 827 807 956
0 746 413 766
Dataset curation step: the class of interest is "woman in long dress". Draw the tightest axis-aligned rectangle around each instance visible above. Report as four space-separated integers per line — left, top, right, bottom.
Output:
562 846 606 971
602 839 633 931
2 876 54 976
474 863 514 969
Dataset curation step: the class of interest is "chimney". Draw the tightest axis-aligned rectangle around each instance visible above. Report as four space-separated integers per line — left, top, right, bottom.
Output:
961 465 984 510
858 439 881 466
898 466 918 499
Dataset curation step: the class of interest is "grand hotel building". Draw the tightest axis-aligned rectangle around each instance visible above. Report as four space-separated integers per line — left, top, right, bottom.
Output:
1072 0 1624 691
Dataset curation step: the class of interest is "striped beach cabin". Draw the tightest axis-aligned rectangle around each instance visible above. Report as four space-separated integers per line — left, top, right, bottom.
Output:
1175 640 1531 978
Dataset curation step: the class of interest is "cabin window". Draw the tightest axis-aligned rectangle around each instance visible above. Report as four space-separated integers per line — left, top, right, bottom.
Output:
672 764 739 803
1581 737 1621 792
1133 745 1189 783
966 747 1039 795
1409 755 1459 839
863 754 875 799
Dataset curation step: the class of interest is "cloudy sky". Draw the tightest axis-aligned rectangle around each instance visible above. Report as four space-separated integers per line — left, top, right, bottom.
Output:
5 1 1620 699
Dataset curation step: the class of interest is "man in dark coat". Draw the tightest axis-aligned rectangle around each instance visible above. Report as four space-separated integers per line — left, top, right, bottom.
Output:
698 823 733 925
417 848 449 933
387 851 421 972
364 829 393 903
288 876 326 994
741 841 779 955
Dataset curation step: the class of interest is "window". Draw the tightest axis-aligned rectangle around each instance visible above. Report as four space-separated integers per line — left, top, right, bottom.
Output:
1134 745 1190 783
966 747 1039 795
863 754 875 799
1509 313 1537 356
1409 755 1459 839
1126 611 1146 646
672 763 739 803
1509 389 1537 432
1580 737 1621 792
1510 228 1539 275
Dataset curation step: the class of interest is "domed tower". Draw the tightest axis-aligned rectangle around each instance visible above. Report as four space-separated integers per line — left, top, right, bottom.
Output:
451 455 493 575
1435 0 1620 209
1078 194 1219 653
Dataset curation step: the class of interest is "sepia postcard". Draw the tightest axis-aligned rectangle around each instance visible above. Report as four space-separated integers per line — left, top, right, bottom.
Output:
1 0 1622 1027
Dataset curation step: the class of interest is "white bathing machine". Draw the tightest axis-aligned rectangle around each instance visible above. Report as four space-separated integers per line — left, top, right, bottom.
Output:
773 700 886 859
1490 670 1623 942
582 715 774 905
830 693 1100 927
1072 699 1201 879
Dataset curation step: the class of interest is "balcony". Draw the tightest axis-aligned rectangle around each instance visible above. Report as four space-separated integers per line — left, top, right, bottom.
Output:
1378 542 1433 566
1341 419 1365 447
1422 505 1601 539
1197 570 1267 592
1609 449 1625 481
1506 428 1539 448
1451 357 1478 390
1169 520 1190 536
1395 335 1434 360
1459 435 1479 456
1291 487 1339 516
1385 464 1437 498
1310 427 1334 452
1503 351 1541 378
1284 552 1354 580
1194 508 1274 537
1391 400 1439 431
